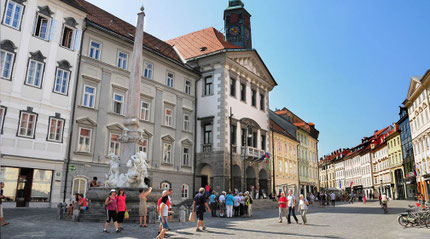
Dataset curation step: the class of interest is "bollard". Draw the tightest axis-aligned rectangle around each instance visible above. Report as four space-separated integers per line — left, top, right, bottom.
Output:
179 205 186 222
72 209 80 222
57 203 64 220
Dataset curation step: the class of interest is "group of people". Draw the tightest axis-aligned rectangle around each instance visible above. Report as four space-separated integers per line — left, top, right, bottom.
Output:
67 193 87 218
278 190 309 225
208 191 253 218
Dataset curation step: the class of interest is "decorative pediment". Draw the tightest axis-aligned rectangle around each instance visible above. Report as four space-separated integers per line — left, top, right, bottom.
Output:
29 51 46 62
139 129 153 138
11 0 27 4
181 138 193 146
76 117 97 126
161 135 175 142
64 17 78 28
0 40 17 52
406 76 422 101
231 56 261 77
58 60 72 70
106 123 124 131
38 6 54 17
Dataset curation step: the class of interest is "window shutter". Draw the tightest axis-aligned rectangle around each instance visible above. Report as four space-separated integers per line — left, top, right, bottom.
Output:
73 29 82 51
48 19 56 41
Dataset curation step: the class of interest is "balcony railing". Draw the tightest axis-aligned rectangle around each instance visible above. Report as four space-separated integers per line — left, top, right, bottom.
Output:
241 146 265 160
202 144 212 153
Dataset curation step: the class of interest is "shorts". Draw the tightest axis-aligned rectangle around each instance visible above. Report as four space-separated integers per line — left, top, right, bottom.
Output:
106 210 118 223
117 211 125 223
81 207 87 211
159 216 169 229
196 210 204 221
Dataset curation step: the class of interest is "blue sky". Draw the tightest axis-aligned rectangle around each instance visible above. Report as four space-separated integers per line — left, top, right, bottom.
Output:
87 0 430 157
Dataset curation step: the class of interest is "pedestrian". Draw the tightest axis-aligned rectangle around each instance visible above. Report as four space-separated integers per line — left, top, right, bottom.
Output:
209 192 217 217
234 193 240 217
104 189 120 233
309 193 315 207
287 189 299 224
67 195 76 218
157 190 169 237
78 194 87 211
90 177 101 187
157 193 170 239
139 187 152 227
218 191 226 217
116 189 127 231
167 188 174 222
316 192 321 208
278 192 288 223
193 187 211 232
0 182 9 226
298 194 309 225
350 192 354 204
330 192 336 207
225 191 234 218
363 193 366 205
239 192 245 217
246 191 253 217
205 184 210 197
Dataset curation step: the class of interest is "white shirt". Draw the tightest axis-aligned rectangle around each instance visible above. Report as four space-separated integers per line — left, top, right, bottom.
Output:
299 199 308 210
310 195 315 200
287 195 295 207
239 196 245 205
381 195 388 202
234 196 240 207
330 193 335 200
219 194 225 203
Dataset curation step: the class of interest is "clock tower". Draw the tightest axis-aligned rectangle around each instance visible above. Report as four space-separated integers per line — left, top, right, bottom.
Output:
224 0 252 49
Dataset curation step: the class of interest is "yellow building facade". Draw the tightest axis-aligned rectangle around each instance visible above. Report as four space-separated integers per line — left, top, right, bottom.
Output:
387 127 407 199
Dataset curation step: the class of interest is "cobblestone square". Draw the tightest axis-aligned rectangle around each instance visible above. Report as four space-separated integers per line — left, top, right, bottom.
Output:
2 200 429 239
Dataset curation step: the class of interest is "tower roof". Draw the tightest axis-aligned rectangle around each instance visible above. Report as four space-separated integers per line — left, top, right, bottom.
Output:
227 0 245 10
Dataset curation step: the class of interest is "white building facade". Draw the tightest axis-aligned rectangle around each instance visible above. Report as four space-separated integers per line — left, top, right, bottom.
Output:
0 0 86 207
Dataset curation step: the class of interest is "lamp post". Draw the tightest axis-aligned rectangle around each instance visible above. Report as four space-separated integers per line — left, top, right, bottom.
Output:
229 108 233 191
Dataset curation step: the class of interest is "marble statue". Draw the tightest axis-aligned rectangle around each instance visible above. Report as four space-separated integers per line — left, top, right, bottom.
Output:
106 151 149 188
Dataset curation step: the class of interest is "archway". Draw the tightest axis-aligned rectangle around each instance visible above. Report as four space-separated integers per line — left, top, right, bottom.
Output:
198 163 213 189
258 169 268 197
232 164 242 192
246 166 256 192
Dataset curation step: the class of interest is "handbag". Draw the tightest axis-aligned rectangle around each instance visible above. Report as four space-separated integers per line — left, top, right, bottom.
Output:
189 211 196 222
124 211 129 219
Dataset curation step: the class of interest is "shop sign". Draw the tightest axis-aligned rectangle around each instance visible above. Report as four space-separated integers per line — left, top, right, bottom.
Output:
69 165 76 171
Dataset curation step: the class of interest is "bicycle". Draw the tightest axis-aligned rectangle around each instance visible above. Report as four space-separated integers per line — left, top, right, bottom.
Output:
398 205 430 228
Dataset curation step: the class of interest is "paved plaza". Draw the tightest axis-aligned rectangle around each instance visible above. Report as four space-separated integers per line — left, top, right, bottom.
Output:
1 200 429 239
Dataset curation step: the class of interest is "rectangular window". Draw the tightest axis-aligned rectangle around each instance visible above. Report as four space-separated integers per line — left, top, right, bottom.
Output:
26 59 44 88
240 83 246 101
166 72 174 87
61 26 74 49
137 138 148 153
140 101 150 121
183 114 191 131
117 51 128 70
251 89 257 106
78 127 91 152
204 76 213 95
165 108 173 126
82 85 96 108
204 124 212 144
18 111 37 138
89 40 101 60
31 169 53 202
47 117 64 142
279 161 282 173
260 93 265 110
183 147 190 166
109 133 120 156
0 50 14 79
261 134 266 151
163 143 172 163
3 0 23 29
112 93 124 115
230 78 236 97
53 68 70 95
0 106 6 134
185 80 192 94
143 62 153 79
34 13 50 40
231 125 237 146
252 132 257 148
241 128 246 146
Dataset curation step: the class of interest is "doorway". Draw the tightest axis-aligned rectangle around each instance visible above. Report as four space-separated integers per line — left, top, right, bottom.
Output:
16 168 34 207
201 176 208 188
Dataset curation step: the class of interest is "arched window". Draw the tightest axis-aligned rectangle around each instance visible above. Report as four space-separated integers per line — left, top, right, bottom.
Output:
181 184 189 199
72 176 88 198
160 181 171 190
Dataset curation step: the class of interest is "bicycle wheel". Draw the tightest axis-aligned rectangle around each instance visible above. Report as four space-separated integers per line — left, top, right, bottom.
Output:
398 215 408 227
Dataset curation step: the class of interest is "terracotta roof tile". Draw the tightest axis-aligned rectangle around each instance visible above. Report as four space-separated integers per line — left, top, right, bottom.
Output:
75 0 182 64
166 27 242 60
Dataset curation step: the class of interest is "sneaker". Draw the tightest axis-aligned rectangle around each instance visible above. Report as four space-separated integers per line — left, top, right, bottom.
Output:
116 229 121 233
278 220 282 223
119 227 124 230
103 229 109 233
196 228 203 232
202 227 207 231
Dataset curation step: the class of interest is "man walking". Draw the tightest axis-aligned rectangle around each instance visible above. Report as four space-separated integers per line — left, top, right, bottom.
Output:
330 192 336 207
193 188 211 232
278 192 288 223
287 190 299 224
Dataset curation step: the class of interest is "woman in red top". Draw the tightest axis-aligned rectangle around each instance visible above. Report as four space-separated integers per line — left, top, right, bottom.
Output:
278 192 288 223
116 189 127 231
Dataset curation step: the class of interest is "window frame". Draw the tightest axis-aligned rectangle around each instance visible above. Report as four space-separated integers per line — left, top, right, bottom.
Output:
112 92 125 115
82 85 96 108
260 93 265 110
181 184 189 199
0 106 7 134
71 176 88 198
0 48 16 80
53 67 70 95
25 58 45 88
183 113 191 132
88 39 102 60
60 24 75 49
33 12 51 40
164 107 173 127
240 82 246 102
185 80 192 95
204 76 214 96
251 88 257 107
166 71 174 87
163 142 173 164
143 61 153 79
17 110 38 139
140 100 150 121
2 0 25 30
203 123 213 145
137 138 149 154
77 127 92 153
109 133 121 156
182 147 191 166
117 50 128 70
46 115 65 143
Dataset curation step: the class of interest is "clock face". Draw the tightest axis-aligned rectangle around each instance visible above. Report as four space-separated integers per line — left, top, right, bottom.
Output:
230 14 239 24
229 26 241 36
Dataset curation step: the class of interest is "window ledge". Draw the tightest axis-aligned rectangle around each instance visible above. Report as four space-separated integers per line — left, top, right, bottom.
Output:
161 162 173 166
59 45 74 51
108 112 126 118
139 119 153 124
161 124 176 130
78 105 98 111
182 130 192 134
181 165 192 168
74 151 92 156
32 34 49 42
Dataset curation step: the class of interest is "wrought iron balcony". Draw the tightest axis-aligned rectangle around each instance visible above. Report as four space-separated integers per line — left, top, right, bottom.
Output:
202 144 212 152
